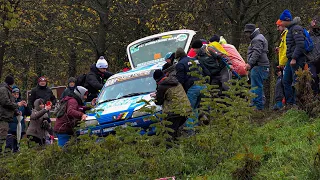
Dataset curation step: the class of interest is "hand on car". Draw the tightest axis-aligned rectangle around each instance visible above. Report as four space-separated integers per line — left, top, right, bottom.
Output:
91 98 97 106
81 114 88 121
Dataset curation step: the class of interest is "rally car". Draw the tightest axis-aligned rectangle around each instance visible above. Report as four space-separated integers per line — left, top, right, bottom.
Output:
78 29 196 136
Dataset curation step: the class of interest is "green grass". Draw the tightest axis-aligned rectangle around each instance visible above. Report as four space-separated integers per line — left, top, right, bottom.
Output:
1 110 320 179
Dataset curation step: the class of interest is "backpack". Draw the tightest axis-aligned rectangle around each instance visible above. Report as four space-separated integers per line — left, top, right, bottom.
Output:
53 99 68 118
307 35 320 63
303 28 314 53
76 74 87 86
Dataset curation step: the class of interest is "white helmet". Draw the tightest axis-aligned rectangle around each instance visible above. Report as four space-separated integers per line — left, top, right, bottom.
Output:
96 56 108 69
74 86 88 102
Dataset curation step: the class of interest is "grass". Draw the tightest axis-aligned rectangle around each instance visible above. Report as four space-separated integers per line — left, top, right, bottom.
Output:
1 109 320 179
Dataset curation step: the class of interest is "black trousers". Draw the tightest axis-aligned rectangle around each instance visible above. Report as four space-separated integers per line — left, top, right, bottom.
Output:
166 114 187 141
27 135 45 146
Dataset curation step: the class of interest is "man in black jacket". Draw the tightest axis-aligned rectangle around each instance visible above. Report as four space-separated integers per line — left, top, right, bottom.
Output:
84 56 113 102
28 76 56 109
280 10 306 106
175 47 208 129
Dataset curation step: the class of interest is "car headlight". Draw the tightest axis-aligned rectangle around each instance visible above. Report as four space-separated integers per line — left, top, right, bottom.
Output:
132 111 148 118
85 116 99 127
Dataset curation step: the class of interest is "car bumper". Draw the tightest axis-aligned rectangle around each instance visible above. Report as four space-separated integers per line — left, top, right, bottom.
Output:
77 114 157 136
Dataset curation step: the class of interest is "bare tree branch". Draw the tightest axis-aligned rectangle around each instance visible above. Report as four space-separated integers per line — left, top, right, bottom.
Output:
243 1 271 24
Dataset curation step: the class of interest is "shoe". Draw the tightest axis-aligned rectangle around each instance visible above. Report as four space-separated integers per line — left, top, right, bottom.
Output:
272 102 283 111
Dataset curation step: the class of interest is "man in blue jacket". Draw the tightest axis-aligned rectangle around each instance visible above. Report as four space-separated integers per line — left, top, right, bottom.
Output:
279 9 306 106
175 47 209 130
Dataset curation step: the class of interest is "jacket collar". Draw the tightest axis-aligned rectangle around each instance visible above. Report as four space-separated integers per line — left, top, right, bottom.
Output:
250 28 260 39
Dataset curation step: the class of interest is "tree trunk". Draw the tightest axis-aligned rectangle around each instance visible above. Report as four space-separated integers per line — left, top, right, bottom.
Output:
230 0 242 49
0 27 9 79
96 15 108 59
68 45 77 77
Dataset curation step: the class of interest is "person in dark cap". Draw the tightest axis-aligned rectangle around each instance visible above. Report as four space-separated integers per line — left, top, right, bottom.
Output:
152 69 191 141
278 9 307 107
162 52 177 77
307 15 320 95
0 75 26 153
28 76 57 109
175 47 209 131
209 35 220 43
244 23 270 110
61 77 77 99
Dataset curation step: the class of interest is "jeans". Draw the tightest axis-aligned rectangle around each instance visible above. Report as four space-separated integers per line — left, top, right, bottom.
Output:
283 59 305 104
250 66 269 110
185 85 205 128
56 133 72 147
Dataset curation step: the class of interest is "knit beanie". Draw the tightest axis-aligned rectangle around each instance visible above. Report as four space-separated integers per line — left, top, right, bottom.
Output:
96 56 108 69
153 69 165 82
5 75 14 86
12 87 20 93
68 77 77 83
191 40 203 49
280 9 292 21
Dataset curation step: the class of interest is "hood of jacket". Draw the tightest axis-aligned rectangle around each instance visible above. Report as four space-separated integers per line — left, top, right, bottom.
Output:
34 99 44 111
158 76 179 86
90 64 104 77
65 92 83 105
288 17 301 28
250 28 261 39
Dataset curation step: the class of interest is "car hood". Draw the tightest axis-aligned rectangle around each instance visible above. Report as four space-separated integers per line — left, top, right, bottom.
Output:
88 93 158 124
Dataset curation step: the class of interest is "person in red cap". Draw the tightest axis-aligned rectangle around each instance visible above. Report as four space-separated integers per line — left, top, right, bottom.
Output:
28 76 56 110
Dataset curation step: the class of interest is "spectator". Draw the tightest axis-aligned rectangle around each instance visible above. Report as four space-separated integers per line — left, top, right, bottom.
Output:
308 15 320 95
61 77 77 99
273 68 285 110
244 24 270 110
84 56 113 102
280 10 307 107
54 86 88 147
153 70 191 141
162 52 176 77
0 75 25 153
193 39 231 92
28 76 56 109
175 47 208 130
5 87 31 152
26 98 51 146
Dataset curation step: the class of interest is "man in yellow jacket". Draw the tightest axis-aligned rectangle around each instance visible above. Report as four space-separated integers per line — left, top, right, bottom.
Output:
273 20 288 110
276 20 288 68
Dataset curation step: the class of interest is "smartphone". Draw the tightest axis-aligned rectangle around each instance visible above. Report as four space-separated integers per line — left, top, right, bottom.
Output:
46 101 52 106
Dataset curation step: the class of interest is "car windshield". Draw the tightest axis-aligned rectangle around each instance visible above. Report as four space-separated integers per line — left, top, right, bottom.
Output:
97 70 156 104
128 33 190 68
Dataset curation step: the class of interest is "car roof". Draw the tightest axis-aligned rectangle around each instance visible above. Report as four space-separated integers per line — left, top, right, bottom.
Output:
109 61 166 80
